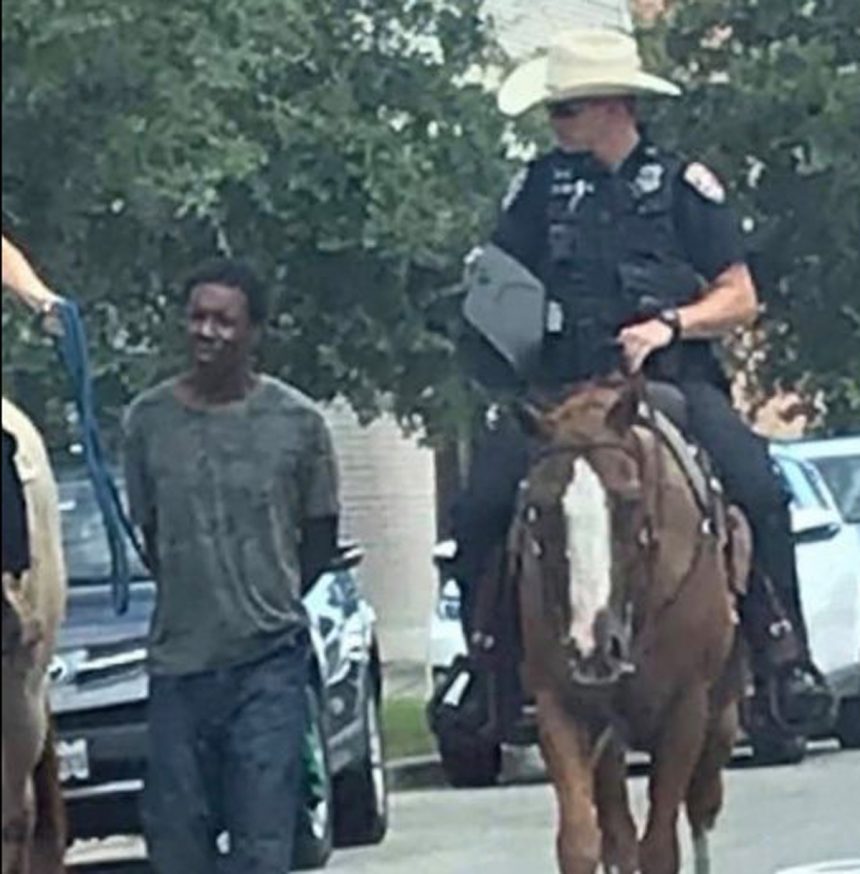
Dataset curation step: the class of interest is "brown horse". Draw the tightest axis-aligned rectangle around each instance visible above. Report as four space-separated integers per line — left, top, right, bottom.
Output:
512 378 750 874
2 398 68 874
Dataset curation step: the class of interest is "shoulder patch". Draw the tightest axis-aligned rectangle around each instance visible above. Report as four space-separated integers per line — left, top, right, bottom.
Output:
501 167 529 211
683 162 726 204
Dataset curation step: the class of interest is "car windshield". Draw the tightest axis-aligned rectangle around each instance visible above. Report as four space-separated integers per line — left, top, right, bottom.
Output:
810 454 860 524
773 456 828 510
58 476 148 584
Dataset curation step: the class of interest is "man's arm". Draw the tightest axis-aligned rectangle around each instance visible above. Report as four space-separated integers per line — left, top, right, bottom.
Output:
618 262 757 373
490 161 546 276
2 235 60 311
122 403 159 575
299 411 341 594
676 262 758 338
299 517 337 595
619 161 757 372
139 522 160 577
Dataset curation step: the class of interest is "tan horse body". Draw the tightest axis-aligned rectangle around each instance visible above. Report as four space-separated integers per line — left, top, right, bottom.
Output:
2 398 67 874
514 381 749 874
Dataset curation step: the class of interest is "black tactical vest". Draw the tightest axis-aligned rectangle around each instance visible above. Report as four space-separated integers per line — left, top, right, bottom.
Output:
537 143 719 386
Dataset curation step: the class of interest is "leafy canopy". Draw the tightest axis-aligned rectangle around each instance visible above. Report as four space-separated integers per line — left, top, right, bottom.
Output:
643 0 860 431
3 0 511 443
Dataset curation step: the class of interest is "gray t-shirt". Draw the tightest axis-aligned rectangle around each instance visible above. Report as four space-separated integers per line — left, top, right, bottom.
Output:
123 376 339 676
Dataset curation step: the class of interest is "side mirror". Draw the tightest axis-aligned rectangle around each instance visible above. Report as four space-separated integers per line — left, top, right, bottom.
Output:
790 507 841 544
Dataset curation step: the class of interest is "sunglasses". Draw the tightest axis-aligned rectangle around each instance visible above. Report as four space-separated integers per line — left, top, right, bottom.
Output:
545 99 591 119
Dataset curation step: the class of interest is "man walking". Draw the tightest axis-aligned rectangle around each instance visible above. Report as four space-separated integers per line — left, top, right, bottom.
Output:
123 258 340 873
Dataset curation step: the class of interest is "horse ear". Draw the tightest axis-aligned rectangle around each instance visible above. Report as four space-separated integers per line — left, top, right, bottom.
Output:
514 402 552 440
606 384 639 435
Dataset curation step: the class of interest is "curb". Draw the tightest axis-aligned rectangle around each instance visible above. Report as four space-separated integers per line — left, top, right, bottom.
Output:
386 754 446 792
386 746 556 793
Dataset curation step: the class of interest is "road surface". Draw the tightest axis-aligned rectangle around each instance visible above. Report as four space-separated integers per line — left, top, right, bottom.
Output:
68 744 860 874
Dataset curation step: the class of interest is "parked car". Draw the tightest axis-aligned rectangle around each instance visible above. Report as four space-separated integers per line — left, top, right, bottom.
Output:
427 436 860 782
50 470 388 869
770 436 860 753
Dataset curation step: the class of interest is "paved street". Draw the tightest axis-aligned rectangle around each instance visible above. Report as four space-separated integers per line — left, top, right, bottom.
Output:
69 745 860 874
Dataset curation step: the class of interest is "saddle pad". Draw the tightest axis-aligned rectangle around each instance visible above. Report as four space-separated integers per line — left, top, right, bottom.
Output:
638 404 712 516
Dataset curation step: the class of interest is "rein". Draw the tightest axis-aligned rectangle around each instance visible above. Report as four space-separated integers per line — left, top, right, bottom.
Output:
54 300 143 615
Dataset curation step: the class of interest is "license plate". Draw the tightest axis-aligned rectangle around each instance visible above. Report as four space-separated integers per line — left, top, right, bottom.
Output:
57 738 90 783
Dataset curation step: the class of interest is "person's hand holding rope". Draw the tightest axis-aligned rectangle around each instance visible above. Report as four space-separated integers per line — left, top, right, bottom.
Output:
3 232 133 612
2 235 64 334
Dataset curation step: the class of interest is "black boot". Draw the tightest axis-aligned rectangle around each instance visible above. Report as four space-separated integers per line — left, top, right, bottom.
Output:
756 504 835 731
741 565 834 734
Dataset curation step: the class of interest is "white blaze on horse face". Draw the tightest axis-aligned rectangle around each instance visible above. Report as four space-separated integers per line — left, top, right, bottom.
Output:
561 458 613 658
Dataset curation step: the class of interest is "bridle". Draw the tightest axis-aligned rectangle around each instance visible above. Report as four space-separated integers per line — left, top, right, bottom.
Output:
514 384 714 664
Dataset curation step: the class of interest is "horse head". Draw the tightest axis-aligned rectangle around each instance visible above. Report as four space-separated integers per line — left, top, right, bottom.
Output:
517 376 648 690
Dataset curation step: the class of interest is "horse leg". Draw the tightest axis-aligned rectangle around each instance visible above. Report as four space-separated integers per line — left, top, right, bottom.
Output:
2 682 39 874
640 685 709 874
685 700 739 874
594 736 638 874
28 718 67 874
1 777 35 874
536 690 602 874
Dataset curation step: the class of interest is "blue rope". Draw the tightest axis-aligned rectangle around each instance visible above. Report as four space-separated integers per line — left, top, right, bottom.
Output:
53 299 139 614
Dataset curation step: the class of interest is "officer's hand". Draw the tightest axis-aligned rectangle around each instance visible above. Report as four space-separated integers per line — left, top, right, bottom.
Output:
617 319 674 373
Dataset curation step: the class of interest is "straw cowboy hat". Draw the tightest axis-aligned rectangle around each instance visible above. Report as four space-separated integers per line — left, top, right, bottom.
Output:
498 27 681 116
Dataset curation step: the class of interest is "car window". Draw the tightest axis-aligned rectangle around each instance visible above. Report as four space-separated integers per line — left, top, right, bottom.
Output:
811 454 860 524
58 477 147 584
773 456 828 510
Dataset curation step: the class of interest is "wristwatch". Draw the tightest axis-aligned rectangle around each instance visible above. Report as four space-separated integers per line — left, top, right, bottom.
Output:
657 307 682 344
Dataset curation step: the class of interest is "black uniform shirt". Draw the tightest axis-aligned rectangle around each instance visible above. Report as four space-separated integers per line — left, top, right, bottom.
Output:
492 138 747 288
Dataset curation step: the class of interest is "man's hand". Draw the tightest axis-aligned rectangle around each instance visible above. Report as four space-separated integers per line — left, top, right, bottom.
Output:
617 319 674 373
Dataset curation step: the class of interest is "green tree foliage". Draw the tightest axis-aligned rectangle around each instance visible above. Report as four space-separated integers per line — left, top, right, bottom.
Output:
642 0 860 431
3 0 511 444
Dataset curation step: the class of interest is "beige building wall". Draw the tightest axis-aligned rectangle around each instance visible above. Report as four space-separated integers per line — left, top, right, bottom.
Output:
488 0 634 56
324 402 437 664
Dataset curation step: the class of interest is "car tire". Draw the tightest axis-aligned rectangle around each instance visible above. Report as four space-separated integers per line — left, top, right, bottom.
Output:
438 732 502 788
835 697 860 749
293 685 334 871
333 669 389 848
750 731 807 766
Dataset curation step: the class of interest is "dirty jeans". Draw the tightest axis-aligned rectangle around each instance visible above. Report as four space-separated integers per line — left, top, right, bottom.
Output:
143 638 309 874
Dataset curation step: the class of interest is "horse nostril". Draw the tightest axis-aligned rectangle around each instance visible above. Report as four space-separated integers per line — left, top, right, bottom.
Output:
594 609 630 665
608 633 626 663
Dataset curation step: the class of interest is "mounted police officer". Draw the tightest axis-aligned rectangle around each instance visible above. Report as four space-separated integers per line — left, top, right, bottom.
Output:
452 27 832 733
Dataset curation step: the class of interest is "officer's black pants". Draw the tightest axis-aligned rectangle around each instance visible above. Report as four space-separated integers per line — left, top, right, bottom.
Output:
679 381 809 651
450 381 811 656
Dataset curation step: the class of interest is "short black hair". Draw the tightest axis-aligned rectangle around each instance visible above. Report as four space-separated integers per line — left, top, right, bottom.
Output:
182 257 270 325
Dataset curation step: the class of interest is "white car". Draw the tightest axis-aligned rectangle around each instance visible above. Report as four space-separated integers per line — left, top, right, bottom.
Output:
427 540 467 693
770 435 860 748
428 435 860 752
